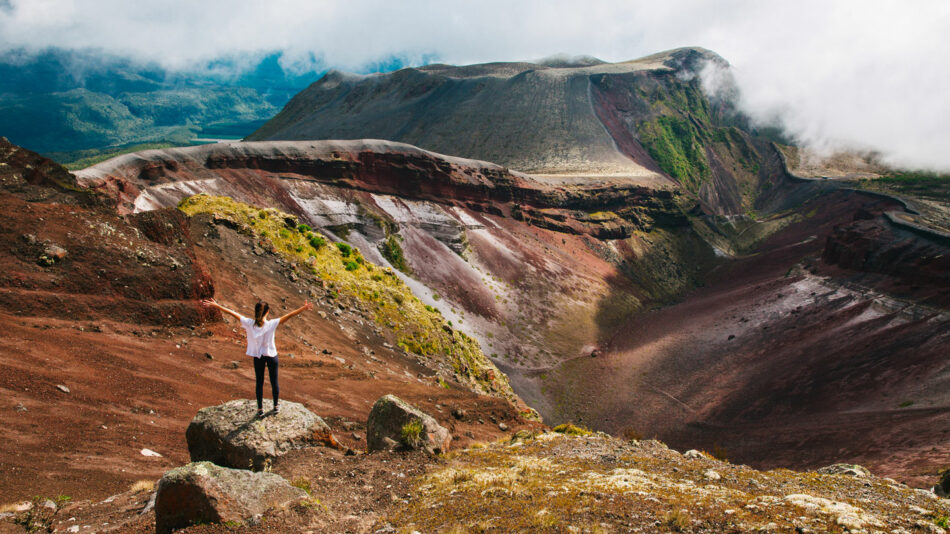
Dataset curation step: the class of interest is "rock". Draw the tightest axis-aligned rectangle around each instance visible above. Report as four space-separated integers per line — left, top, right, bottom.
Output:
934 469 950 497
226 361 240 369
186 399 339 469
366 394 451 455
352 433 363 441
451 408 466 420
154 461 306 534
204 352 214 360
141 448 163 457
56 384 70 393
683 449 706 459
703 469 721 481
816 463 872 477
498 422 509 431
14 402 26 412
44 244 67 260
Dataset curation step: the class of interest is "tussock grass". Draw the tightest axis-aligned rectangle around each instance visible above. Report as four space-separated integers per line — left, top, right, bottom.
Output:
129 479 154 493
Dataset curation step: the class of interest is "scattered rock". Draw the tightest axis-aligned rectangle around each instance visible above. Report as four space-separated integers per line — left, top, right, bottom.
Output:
204 352 214 361
352 432 363 441
451 408 466 420
186 399 339 469
817 463 872 477
704 469 721 481
498 422 509 431
683 449 706 459
55 384 70 394
140 448 163 457
366 394 451 455
934 470 950 497
14 402 27 412
226 361 240 369
154 461 306 534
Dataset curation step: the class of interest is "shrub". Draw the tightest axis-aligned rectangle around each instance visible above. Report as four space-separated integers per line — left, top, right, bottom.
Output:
336 242 352 257
380 234 410 272
401 419 424 448
343 260 359 271
298 224 312 232
310 235 326 249
278 228 291 239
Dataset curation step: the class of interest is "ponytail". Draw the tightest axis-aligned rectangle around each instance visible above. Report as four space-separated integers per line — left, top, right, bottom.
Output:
254 301 270 327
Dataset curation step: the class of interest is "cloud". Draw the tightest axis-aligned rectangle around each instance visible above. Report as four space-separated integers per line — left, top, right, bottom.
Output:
1 0 949 170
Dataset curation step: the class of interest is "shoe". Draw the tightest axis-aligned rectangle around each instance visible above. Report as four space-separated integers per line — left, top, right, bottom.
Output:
256 409 264 418
273 404 280 414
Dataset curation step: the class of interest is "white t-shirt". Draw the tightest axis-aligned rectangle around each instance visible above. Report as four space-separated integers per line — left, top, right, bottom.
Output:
239 317 281 357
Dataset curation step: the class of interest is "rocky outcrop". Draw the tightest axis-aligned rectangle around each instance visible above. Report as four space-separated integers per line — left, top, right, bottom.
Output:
817 464 873 477
366 394 451 455
154 461 306 534
186 400 339 469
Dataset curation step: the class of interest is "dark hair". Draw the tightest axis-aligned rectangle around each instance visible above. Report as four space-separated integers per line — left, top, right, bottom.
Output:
254 301 270 327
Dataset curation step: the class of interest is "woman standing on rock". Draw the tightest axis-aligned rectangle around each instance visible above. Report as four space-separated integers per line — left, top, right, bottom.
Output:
201 298 313 417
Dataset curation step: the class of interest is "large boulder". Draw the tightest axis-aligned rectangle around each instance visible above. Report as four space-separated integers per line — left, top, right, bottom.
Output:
366 394 451 455
155 461 306 534
186 399 338 469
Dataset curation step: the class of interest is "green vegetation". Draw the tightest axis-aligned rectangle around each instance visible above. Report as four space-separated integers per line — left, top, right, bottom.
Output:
177 194 518 400
552 423 592 436
637 115 710 192
401 420 424 448
899 400 915 408
380 234 411 273
290 476 312 495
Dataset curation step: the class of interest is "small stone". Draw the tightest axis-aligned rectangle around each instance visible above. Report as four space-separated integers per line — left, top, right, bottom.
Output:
204 353 214 360
141 448 163 457
352 433 363 441
451 408 466 420
226 361 240 369
15 403 27 412
498 422 509 431
43 499 56 510
703 469 721 481
56 384 70 393
67 526 80 533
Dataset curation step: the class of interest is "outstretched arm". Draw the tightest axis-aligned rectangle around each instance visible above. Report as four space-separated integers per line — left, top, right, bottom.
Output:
201 298 243 321
279 301 313 325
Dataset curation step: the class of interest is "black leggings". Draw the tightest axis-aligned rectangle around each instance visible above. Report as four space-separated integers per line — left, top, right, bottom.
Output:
253 356 279 410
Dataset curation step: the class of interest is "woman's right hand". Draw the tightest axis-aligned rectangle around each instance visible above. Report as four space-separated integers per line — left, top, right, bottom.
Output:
200 298 218 308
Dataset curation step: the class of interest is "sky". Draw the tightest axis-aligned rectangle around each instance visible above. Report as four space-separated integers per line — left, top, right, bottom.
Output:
1 0 949 170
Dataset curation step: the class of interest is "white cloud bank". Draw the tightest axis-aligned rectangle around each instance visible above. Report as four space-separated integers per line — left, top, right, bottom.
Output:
2 0 949 170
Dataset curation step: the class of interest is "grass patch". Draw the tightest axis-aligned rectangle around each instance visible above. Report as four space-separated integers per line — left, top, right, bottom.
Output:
552 423 592 436
401 420 424 448
290 477 312 495
129 479 155 493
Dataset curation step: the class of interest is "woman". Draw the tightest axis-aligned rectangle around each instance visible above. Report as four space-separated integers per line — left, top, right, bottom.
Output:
201 297 313 417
